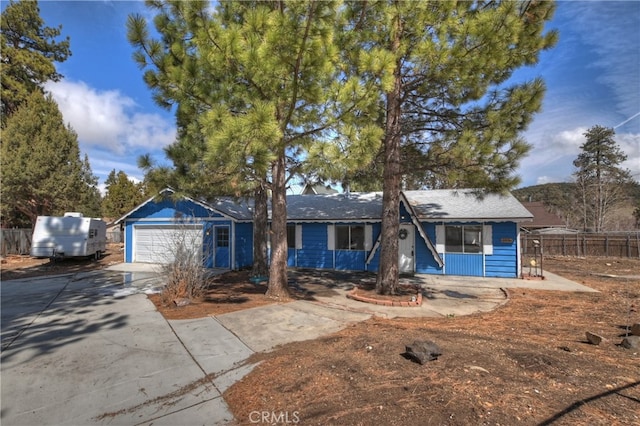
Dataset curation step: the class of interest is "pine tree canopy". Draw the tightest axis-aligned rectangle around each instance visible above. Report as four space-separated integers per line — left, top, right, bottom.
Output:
102 170 145 219
1 0 71 122
0 91 93 226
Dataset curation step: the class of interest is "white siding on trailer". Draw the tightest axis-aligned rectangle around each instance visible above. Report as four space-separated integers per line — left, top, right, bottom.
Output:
134 225 203 264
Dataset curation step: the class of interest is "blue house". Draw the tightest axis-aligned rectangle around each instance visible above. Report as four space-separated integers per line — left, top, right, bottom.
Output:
115 188 533 278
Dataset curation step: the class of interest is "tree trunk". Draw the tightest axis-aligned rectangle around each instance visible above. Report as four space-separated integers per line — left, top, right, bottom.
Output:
252 180 269 277
265 151 291 299
376 18 403 296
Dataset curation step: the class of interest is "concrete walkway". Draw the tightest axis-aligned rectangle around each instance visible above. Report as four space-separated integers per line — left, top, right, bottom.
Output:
1 264 595 425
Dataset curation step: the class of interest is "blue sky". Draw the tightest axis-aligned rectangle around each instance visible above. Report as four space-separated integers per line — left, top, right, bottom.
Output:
21 1 640 191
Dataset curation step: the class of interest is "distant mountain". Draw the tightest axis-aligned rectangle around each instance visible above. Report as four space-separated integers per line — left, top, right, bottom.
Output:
513 183 575 208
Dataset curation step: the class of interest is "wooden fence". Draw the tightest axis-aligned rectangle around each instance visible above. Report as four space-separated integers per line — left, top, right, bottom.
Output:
0 229 32 256
1 229 123 257
522 232 640 258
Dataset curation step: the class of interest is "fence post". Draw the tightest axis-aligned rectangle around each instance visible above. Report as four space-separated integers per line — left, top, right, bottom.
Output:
627 233 632 258
576 233 580 256
605 234 609 257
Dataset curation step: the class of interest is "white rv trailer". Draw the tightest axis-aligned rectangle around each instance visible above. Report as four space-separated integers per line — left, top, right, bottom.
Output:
30 213 106 259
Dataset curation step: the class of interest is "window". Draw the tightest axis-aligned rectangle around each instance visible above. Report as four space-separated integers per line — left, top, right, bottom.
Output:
287 225 296 249
445 225 482 253
336 225 365 250
216 227 229 248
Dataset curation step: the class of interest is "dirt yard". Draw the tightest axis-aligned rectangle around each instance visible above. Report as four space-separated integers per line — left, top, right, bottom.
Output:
2 252 638 425
223 257 639 425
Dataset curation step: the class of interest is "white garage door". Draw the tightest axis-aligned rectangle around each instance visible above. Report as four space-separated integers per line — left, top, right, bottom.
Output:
134 225 203 264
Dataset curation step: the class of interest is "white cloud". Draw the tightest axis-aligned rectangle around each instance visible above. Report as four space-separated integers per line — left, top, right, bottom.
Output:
536 176 560 185
520 126 640 187
568 2 640 126
45 80 176 154
616 132 640 180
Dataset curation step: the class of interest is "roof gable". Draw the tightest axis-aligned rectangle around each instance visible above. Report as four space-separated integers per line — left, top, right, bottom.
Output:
113 188 248 224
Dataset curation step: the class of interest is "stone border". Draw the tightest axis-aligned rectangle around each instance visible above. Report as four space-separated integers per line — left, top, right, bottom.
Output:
346 285 423 307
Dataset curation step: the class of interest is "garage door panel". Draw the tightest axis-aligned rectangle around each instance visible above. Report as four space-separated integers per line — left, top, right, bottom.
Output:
134 225 203 264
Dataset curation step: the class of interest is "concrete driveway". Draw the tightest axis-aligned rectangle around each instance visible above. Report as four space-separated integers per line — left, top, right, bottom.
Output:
1 269 247 425
1 265 594 425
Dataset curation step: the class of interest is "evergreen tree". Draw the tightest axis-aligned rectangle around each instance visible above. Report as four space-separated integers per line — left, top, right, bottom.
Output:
1 91 93 226
573 125 632 232
128 0 381 298
77 154 103 218
0 0 71 123
102 170 145 219
341 1 558 294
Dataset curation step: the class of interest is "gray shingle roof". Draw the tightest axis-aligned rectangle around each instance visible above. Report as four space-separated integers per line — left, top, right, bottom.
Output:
403 189 533 221
118 187 532 223
286 193 383 220
207 197 254 221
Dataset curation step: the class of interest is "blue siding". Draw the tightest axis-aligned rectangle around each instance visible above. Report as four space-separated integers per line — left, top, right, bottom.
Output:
366 223 382 272
297 224 333 269
287 248 296 266
443 253 483 276
485 222 518 277
235 223 253 269
399 203 412 223
416 223 443 274
335 250 366 271
124 193 522 277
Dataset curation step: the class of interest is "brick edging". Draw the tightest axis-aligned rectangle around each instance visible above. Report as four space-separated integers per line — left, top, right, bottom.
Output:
346 286 422 307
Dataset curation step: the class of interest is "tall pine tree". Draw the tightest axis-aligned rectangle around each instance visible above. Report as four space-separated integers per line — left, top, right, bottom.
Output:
573 125 632 232
128 0 382 298
340 1 558 294
1 91 95 226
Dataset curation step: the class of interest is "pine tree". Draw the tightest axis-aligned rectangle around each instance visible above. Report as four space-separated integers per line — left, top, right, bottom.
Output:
77 154 103 218
0 0 71 123
102 170 145 219
128 1 381 298
573 125 632 232
1 91 93 226
341 1 558 294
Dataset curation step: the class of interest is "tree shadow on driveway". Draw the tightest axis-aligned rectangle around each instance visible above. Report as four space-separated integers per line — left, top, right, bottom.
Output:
0 271 138 364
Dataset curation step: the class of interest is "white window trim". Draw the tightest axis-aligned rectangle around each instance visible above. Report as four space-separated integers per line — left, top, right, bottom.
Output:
436 224 445 253
482 224 493 255
295 224 302 249
364 224 372 251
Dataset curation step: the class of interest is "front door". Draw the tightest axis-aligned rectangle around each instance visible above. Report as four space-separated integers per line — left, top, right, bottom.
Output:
214 226 230 268
398 224 415 274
